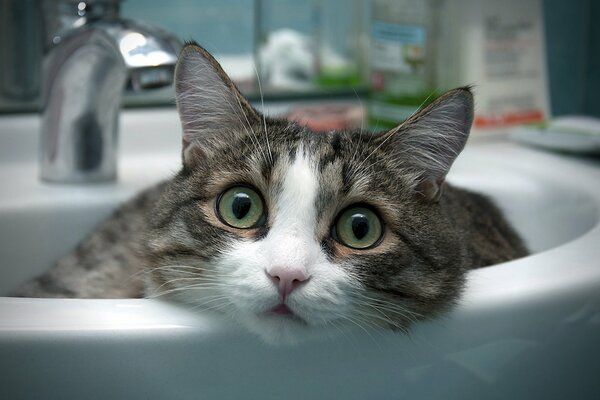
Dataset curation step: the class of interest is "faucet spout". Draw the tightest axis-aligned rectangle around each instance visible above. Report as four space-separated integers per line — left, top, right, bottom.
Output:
40 0 181 183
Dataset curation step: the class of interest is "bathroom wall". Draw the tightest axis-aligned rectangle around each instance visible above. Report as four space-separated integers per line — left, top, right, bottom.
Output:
542 0 599 117
122 0 255 55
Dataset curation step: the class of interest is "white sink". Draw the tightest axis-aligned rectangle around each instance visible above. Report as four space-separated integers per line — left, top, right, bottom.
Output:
1 109 599 400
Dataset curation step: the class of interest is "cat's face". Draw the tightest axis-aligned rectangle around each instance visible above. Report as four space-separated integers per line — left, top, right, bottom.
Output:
144 43 474 344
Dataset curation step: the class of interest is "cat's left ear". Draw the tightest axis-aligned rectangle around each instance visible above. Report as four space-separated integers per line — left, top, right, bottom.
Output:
381 87 474 201
174 42 261 166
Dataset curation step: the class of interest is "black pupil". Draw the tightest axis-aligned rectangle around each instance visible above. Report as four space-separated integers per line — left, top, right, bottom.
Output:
351 214 370 240
231 193 252 220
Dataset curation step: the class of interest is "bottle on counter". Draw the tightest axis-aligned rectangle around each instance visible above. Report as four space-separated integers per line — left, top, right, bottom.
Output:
368 0 443 130
312 0 367 89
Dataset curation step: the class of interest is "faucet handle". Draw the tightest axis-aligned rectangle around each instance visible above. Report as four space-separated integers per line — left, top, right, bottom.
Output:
129 66 175 91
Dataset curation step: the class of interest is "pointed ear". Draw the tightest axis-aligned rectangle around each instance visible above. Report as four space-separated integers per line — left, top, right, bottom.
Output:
383 87 474 201
174 42 260 166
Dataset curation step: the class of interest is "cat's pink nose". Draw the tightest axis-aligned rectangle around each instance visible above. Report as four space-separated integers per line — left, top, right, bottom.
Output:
266 266 310 301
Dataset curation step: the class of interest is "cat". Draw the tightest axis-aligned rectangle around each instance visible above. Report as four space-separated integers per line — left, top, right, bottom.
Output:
11 42 528 344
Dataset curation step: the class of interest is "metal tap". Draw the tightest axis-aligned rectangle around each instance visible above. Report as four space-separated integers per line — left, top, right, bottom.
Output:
40 0 181 183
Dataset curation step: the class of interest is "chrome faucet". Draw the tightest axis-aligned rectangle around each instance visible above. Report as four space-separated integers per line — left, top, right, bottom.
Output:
40 0 181 183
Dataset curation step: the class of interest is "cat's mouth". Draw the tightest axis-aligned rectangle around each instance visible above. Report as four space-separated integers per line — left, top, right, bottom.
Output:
262 304 306 324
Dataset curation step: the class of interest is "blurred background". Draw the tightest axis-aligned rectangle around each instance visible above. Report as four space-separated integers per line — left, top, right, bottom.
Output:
0 0 598 133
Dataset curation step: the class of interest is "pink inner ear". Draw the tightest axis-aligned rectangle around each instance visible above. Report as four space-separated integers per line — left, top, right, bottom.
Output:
181 138 205 165
416 176 445 202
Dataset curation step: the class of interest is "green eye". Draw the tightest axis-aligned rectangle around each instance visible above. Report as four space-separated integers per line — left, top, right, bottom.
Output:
334 206 383 249
216 186 265 229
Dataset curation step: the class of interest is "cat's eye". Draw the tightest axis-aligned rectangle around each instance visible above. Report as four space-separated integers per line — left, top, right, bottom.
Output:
333 206 383 249
216 186 265 229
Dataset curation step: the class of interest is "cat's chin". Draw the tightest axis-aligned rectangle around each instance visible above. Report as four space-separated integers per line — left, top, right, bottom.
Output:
241 313 339 346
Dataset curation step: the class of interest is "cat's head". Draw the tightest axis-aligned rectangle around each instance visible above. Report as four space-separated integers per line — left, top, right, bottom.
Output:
145 42 474 344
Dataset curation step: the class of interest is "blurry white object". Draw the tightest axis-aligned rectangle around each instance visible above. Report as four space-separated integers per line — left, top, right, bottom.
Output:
550 116 600 135
511 116 600 154
258 29 314 89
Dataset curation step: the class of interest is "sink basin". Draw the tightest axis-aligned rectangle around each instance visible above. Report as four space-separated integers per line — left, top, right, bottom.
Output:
1 109 599 399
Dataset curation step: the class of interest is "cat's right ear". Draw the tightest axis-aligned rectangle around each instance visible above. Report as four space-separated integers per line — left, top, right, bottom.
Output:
174 42 261 166
379 87 474 202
